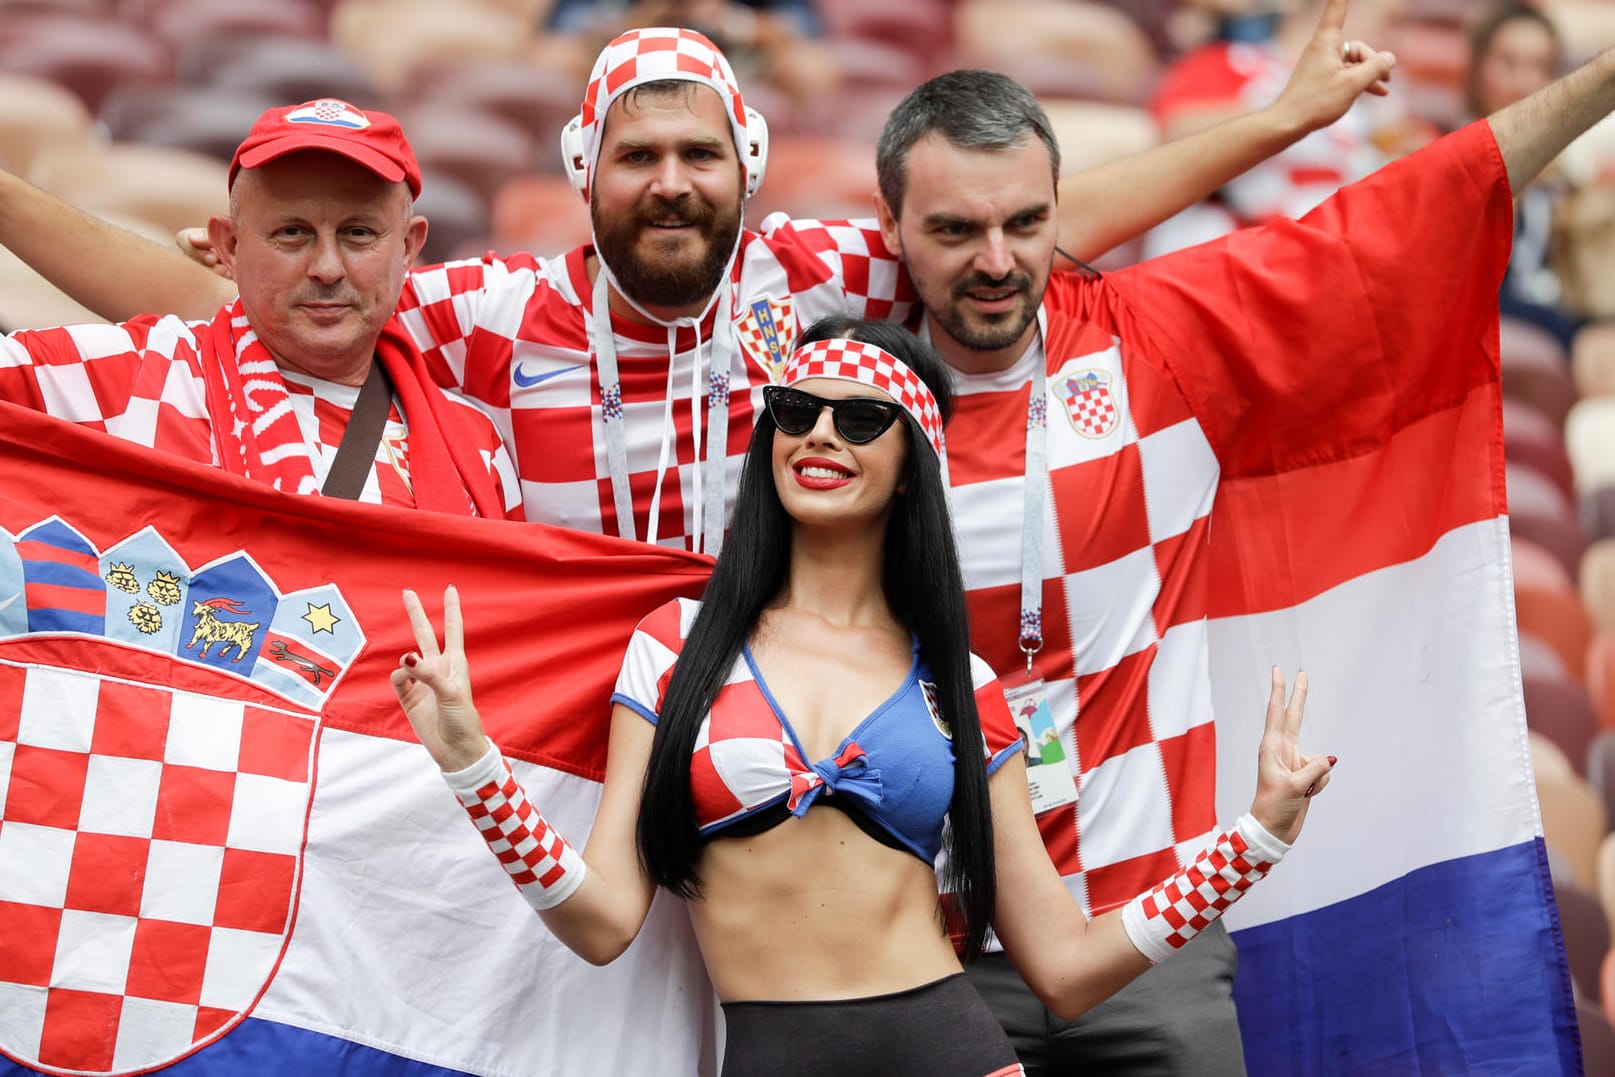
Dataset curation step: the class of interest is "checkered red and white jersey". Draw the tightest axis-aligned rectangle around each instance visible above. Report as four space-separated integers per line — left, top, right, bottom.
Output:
946 122 1509 918
0 314 521 516
394 215 913 549
1150 41 1384 226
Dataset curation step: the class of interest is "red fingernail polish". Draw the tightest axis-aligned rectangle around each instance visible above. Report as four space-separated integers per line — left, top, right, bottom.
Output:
403 653 418 668
1328 755 1338 766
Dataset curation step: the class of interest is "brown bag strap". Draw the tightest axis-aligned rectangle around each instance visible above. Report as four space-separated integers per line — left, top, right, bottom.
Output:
321 359 393 500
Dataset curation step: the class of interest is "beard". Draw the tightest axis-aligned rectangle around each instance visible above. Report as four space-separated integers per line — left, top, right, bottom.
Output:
927 269 1040 353
592 192 741 311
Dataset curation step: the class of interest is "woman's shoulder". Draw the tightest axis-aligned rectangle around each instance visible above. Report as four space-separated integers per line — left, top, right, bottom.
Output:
628 596 704 652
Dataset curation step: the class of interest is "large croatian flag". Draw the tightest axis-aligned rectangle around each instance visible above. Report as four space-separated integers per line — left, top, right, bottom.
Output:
1189 204 1579 1069
0 403 715 1077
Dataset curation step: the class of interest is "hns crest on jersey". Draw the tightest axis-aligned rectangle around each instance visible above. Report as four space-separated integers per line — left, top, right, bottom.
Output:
735 295 794 382
0 517 363 1076
1059 369 1119 438
285 99 370 130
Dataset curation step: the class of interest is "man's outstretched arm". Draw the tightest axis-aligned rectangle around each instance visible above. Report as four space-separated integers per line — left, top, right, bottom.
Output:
1490 46 1615 194
1056 0 1394 261
0 169 234 323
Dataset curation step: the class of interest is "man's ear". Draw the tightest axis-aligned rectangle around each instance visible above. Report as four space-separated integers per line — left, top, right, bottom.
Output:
205 215 239 278
402 215 429 269
873 191 901 257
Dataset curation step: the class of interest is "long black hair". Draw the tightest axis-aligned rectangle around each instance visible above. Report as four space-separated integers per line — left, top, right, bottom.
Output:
635 315 999 957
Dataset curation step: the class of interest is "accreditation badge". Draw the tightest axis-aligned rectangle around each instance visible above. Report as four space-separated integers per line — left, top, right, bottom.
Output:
1002 679 1078 814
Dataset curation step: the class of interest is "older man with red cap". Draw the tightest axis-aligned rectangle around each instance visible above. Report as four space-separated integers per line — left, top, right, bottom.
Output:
0 99 521 518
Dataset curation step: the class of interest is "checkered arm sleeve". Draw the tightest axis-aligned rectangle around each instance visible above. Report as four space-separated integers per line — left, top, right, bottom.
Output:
441 742 586 912
1120 814 1290 964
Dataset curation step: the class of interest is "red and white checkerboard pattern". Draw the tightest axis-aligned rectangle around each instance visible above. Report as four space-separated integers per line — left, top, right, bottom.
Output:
0 315 520 515
576 27 749 202
394 218 914 550
1121 814 1287 963
610 598 1019 833
443 747 586 911
946 290 1223 920
783 337 946 461
0 660 315 1073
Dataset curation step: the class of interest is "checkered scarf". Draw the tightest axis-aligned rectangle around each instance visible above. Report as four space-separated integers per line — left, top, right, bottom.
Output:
200 302 504 516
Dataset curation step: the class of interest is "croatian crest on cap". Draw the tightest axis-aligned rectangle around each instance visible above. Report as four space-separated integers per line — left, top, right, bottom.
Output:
0 517 363 1075
735 295 794 382
1059 369 1119 438
285 99 369 130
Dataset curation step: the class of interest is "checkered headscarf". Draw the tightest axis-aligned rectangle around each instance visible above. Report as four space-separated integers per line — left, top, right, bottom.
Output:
782 338 947 462
576 26 750 202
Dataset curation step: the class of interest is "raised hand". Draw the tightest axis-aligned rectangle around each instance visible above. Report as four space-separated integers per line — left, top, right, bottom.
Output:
1275 0 1398 135
1248 668 1335 845
391 586 491 772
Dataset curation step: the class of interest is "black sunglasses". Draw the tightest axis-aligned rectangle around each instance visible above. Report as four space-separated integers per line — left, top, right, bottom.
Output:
763 386 904 444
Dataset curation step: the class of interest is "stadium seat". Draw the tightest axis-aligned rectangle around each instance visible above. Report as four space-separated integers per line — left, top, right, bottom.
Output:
1522 632 1572 683
817 0 952 63
1556 878 1611 1002
0 73 91 175
1516 536 1576 593
329 0 531 94
1524 675 1601 773
135 0 327 49
490 173 591 259
412 171 489 266
1567 397 1615 494
1511 509 1590 585
749 135 878 224
29 142 229 239
177 35 385 111
1588 634 1615 730
1584 486 1615 546
98 85 279 164
1573 321 1615 400
0 15 172 114
393 104 538 206
1583 541 1615 634
1538 770 1607 888
1580 997 1615 1077
401 60 580 161
954 0 1158 105
1508 462 1577 527
1501 316 1571 371
1588 731 1615 834
1533 729 1576 780
1505 410 1577 502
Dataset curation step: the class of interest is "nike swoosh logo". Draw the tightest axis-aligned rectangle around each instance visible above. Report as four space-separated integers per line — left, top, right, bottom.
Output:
513 362 582 388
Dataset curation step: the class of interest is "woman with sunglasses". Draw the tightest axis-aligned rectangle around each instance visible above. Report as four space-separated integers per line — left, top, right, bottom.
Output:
392 316 1334 1077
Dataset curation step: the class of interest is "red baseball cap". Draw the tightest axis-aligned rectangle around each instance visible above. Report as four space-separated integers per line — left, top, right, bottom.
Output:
230 99 422 196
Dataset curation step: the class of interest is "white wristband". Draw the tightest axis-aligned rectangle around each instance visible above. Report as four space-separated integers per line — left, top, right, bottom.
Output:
1120 813 1287 964
442 742 587 911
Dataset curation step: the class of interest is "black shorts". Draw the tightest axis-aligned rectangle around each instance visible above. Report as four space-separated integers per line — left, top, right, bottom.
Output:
720 972 1023 1077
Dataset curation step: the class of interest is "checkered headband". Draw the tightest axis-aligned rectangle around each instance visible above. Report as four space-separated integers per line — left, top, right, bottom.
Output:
781 339 947 462
577 27 749 202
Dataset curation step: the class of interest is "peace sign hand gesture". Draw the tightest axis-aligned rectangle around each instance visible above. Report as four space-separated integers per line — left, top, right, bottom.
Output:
391 586 491 773
1248 668 1336 846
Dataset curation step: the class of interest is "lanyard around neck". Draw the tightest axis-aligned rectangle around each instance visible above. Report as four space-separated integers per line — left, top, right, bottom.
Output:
1018 308 1050 675
589 270 734 555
